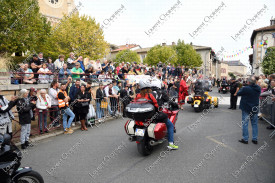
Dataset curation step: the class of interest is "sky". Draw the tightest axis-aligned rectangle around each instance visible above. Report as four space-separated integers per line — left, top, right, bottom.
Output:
75 0 275 69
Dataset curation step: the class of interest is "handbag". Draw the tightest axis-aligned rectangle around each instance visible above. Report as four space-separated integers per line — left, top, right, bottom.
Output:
100 101 108 108
81 102 89 107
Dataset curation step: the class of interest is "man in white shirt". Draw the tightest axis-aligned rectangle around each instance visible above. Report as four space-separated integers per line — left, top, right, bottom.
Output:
104 82 119 117
94 59 102 74
48 81 60 127
54 55 65 70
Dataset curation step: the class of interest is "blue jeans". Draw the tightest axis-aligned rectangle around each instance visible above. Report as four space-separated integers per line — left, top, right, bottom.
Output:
39 111 47 131
242 110 258 141
165 119 174 143
96 102 104 119
62 108 75 130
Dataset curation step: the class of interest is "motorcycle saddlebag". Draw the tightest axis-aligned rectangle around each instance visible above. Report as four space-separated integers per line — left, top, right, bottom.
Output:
148 123 167 140
125 100 155 122
186 96 193 104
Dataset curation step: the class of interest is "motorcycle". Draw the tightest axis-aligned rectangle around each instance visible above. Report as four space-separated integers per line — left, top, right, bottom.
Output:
124 101 179 156
187 91 218 112
218 84 229 94
0 134 44 183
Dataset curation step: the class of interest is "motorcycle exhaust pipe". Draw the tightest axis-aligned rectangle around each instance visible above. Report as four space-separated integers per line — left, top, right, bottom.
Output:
149 139 164 146
129 136 136 142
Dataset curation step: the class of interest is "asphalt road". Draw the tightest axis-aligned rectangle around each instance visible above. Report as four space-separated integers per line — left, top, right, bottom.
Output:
21 88 275 183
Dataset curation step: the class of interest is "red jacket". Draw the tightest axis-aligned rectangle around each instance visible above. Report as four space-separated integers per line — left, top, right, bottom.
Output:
135 93 159 109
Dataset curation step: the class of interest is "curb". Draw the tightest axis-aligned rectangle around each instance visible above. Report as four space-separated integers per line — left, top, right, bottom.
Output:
14 116 121 146
15 126 81 146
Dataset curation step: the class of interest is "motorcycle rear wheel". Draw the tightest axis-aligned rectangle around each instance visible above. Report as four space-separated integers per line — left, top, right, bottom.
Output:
15 170 44 183
137 137 153 156
194 107 201 112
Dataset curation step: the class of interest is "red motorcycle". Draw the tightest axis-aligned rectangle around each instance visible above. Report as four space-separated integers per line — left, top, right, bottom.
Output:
124 101 179 156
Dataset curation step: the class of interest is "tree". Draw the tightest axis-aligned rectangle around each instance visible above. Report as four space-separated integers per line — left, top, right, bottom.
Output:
0 0 51 55
228 72 236 78
262 47 275 75
144 45 177 66
173 39 203 68
114 49 140 64
45 12 109 59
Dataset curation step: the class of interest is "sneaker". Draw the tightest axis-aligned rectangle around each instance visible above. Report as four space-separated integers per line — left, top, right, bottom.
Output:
64 130 69 134
25 141 32 147
238 139 248 144
71 122 75 127
21 144 26 149
167 144 179 150
68 128 74 133
67 130 74 134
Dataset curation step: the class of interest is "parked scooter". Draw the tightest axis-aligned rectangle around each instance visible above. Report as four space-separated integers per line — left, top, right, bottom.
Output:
0 134 44 183
124 101 179 156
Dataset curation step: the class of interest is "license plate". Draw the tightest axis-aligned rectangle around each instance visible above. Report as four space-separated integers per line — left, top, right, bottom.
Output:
135 128 145 136
194 104 199 107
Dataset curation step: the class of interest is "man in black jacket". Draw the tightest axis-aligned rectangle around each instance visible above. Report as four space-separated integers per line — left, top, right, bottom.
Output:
229 77 240 110
17 89 36 149
120 84 133 117
96 83 107 122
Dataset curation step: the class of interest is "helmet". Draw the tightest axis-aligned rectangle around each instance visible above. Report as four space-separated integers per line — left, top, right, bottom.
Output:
139 79 152 90
151 78 162 89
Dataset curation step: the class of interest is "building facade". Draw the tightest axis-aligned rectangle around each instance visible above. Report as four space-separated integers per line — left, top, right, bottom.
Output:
38 0 76 25
250 19 275 75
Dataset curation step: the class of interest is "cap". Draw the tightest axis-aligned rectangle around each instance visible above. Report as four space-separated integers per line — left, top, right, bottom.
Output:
33 54 38 58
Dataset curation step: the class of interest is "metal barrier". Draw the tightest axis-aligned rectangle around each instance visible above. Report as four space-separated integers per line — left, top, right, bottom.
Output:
11 97 124 141
260 96 275 128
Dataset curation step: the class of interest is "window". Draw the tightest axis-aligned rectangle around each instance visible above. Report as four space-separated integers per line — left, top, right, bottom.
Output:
49 0 59 4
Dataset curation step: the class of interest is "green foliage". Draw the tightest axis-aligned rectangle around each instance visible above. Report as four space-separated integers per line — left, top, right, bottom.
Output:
114 49 140 64
228 72 236 78
262 47 275 75
0 0 51 55
45 12 109 60
144 45 177 66
173 39 203 68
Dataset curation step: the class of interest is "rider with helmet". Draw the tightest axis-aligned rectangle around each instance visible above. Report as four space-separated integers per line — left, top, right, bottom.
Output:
135 78 179 150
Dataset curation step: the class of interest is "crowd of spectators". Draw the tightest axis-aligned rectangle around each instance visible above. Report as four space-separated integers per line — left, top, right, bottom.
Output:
2 51 275 149
12 52 203 84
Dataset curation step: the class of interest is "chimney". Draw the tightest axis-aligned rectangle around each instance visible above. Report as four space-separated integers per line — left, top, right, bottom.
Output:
162 43 166 46
270 17 275 25
172 42 175 46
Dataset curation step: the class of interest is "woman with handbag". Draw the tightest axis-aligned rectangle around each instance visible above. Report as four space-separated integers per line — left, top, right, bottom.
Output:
36 89 51 134
96 83 107 123
76 85 91 131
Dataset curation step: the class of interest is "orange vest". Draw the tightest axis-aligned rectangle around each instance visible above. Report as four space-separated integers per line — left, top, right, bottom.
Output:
57 90 69 108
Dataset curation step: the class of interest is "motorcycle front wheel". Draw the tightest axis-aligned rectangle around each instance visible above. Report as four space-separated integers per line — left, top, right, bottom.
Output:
15 170 44 183
137 136 153 156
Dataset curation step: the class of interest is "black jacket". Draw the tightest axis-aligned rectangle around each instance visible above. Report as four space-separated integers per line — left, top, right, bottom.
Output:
120 89 131 104
17 98 35 125
96 88 106 101
230 81 239 94
75 91 91 114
